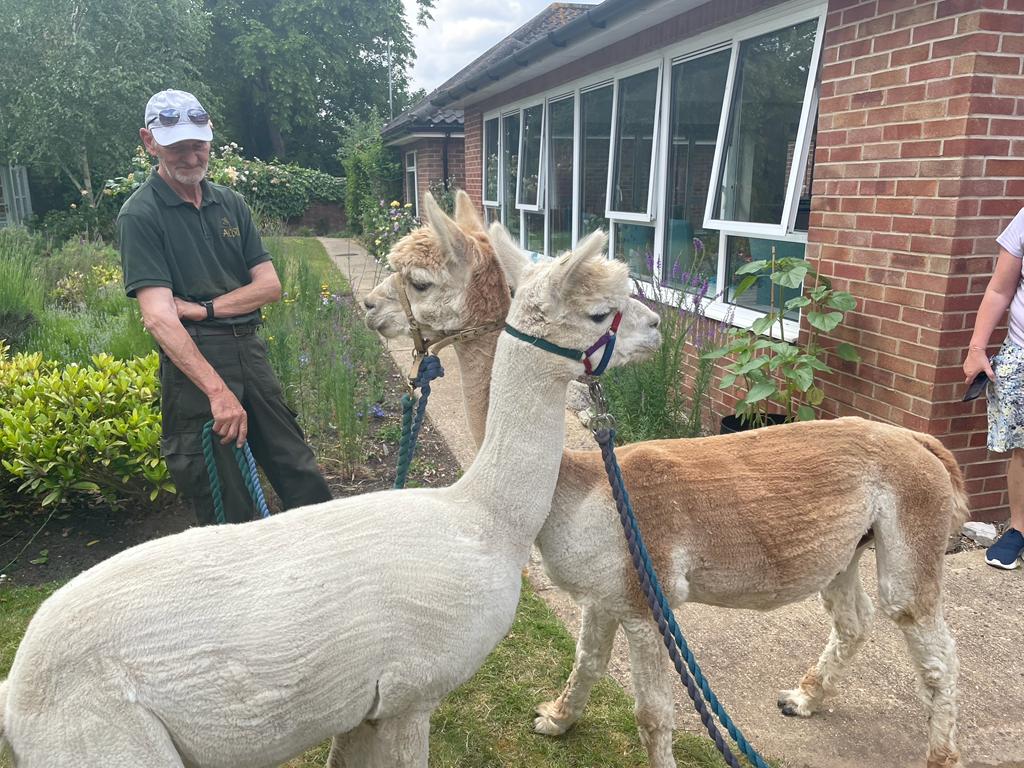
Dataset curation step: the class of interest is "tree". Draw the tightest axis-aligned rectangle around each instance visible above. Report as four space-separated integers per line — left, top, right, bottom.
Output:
337 107 401 234
204 0 434 169
0 0 211 207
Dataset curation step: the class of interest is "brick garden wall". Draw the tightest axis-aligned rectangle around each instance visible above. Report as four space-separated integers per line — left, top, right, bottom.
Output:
813 0 1024 519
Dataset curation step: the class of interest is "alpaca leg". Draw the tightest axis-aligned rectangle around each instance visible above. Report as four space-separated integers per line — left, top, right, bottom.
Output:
534 603 619 736
621 614 677 768
15 703 184 768
778 549 874 717
897 617 961 768
327 710 432 768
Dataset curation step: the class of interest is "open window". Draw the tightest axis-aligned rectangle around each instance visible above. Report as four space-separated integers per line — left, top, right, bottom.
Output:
578 84 613 239
483 117 499 207
502 112 521 241
517 103 545 211
606 65 662 222
704 15 825 238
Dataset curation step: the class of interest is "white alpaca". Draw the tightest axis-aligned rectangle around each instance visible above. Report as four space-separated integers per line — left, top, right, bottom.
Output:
0 216 661 768
363 191 969 768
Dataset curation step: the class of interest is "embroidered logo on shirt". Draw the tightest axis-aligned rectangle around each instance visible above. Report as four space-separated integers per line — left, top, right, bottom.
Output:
221 216 240 238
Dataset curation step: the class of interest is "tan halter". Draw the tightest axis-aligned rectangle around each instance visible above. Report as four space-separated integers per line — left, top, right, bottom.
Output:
392 269 504 391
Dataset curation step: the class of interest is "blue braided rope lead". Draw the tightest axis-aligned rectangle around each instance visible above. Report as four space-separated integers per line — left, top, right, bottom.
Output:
595 427 770 768
393 354 444 489
201 420 272 523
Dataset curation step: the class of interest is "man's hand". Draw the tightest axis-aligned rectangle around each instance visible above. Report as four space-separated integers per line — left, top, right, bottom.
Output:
210 388 248 447
174 297 206 322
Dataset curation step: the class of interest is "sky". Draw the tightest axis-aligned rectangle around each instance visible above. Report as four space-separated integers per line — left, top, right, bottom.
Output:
403 0 569 94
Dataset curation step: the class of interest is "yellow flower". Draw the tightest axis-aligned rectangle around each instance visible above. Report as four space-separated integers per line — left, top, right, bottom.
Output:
404 203 413 209
374 238 382 245
390 200 400 208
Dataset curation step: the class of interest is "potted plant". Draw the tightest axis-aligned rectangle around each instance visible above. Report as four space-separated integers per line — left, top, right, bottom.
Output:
702 245 860 432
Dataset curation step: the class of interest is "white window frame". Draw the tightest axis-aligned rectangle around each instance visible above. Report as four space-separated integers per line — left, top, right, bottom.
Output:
702 9 826 239
545 93 576 259
605 59 664 224
516 102 546 212
478 0 824 344
482 117 500 206
405 151 418 218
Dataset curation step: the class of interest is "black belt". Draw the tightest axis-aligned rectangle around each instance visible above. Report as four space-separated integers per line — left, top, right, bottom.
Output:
184 324 260 337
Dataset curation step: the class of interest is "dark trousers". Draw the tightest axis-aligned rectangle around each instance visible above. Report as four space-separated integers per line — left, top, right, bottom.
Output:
159 332 332 525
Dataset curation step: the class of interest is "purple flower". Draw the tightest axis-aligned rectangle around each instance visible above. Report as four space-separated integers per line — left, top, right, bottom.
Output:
371 403 386 419
693 237 704 255
671 262 682 280
645 251 654 272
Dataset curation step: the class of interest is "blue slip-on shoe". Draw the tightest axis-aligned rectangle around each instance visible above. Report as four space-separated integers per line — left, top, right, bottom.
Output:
985 527 1024 570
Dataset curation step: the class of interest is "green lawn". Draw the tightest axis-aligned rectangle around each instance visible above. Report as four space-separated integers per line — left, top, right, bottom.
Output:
1 579 741 768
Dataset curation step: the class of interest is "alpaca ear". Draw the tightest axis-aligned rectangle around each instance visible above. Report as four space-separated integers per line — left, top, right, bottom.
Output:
550 229 608 293
423 192 470 267
488 221 530 291
453 189 485 233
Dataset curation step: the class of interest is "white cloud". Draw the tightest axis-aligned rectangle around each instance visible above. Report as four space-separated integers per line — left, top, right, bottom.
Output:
404 0 559 93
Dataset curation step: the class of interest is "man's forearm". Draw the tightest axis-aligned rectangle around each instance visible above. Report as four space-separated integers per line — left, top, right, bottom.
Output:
149 318 229 398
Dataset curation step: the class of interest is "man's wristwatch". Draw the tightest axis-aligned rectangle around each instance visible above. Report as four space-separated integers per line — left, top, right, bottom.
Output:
202 300 215 320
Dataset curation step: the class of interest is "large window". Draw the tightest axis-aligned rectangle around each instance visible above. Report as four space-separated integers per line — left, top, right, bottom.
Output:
478 7 825 336
609 67 661 220
517 104 544 210
547 97 575 256
663 49 730 293
579 85 613 238
708 18 821 235
483 117 499 205
502 113 521 241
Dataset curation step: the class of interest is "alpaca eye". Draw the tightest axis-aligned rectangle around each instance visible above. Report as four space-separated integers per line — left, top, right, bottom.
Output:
411 281 431 292
589 311 610 323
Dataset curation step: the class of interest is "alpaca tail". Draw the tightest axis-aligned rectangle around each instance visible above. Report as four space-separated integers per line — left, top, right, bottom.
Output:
911 432 971 533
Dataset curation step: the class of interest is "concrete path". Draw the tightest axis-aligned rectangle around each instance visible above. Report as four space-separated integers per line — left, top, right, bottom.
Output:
322 236 1024 768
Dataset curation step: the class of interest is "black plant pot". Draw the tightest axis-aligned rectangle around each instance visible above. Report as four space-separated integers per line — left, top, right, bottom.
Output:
719 413 790 435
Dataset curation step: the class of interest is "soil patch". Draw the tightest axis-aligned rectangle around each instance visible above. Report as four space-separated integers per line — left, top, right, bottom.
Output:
0 360 462 587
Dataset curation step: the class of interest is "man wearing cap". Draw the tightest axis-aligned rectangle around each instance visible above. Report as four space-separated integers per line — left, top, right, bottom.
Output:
117 89 332 525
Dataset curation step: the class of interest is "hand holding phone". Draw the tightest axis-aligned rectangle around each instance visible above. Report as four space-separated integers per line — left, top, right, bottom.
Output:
962 371 990 402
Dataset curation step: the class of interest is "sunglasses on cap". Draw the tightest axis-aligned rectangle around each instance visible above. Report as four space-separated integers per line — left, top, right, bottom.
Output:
147 107 210 128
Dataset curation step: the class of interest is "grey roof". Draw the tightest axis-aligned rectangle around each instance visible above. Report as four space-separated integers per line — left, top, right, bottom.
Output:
383 3 593 139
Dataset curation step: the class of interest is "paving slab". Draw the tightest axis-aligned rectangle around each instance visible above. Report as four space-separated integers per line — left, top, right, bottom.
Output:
322 236 1024 768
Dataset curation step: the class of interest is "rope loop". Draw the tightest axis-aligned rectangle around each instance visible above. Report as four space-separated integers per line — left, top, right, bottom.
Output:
594 427 770 768
201 420 272 524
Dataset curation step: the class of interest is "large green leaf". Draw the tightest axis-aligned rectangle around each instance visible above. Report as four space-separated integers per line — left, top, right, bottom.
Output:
743 381 778 404
826 292 858 312
735 260 769 275
834 342 860 362
806 310 843 332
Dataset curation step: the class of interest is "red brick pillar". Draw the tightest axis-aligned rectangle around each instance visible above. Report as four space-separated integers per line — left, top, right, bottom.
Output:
813 0 1024 520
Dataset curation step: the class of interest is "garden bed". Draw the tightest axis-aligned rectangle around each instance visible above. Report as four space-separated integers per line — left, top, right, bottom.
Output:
0 357 462 587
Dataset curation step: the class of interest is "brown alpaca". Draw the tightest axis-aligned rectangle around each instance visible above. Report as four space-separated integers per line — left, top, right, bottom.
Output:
364 191 968 768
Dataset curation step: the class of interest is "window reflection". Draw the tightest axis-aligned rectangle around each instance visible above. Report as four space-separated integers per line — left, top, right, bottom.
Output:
579 86 612 237
548 97 574 257
502 113 521 241
726 235 806 319
610 69 659 215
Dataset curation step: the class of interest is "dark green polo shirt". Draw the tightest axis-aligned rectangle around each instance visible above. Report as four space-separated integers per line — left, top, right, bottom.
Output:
117 170 271 326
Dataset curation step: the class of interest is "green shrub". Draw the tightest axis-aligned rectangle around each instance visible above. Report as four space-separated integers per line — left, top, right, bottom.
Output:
30 203 118 245
603 272 720 442
104 144 345 223
338 109 401 235
26 306 155 365
0 346 173 511
0 228 46 350
360 199 418 264
38 237 120 289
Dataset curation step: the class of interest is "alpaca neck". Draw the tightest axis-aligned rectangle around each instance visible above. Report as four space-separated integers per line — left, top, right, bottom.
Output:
452 330 498 451
455 334 569 550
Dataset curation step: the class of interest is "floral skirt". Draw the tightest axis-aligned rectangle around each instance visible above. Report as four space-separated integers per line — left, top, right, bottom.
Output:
988 341 1024 452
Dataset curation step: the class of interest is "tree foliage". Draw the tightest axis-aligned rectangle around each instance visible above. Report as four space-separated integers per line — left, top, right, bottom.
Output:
338 108 401 235
0 0 211 207
204 0 434 169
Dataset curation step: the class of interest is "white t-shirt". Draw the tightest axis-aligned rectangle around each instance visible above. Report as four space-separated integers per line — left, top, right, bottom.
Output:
998 207 1024 347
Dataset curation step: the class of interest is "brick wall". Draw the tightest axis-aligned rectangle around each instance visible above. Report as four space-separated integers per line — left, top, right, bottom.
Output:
811 0 1024 519
403 136 467 214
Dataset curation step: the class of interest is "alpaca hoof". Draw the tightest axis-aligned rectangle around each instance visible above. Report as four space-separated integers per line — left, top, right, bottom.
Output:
776 689 815 718
534 700 573 736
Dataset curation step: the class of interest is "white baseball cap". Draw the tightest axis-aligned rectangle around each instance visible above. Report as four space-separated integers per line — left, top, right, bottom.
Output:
144 89 213 146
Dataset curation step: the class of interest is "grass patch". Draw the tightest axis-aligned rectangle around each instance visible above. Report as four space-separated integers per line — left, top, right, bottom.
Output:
1 580 740 768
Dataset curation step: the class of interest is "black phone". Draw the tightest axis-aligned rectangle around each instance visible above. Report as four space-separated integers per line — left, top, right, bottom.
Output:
962 371 990 402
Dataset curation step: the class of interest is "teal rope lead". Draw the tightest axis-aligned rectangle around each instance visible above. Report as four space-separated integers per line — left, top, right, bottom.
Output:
595 426 770 768
393 354 444 489
201 420 272 524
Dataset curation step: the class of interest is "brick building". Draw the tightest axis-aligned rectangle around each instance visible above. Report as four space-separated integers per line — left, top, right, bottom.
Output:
382 105 465 218
392 0 1024 521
